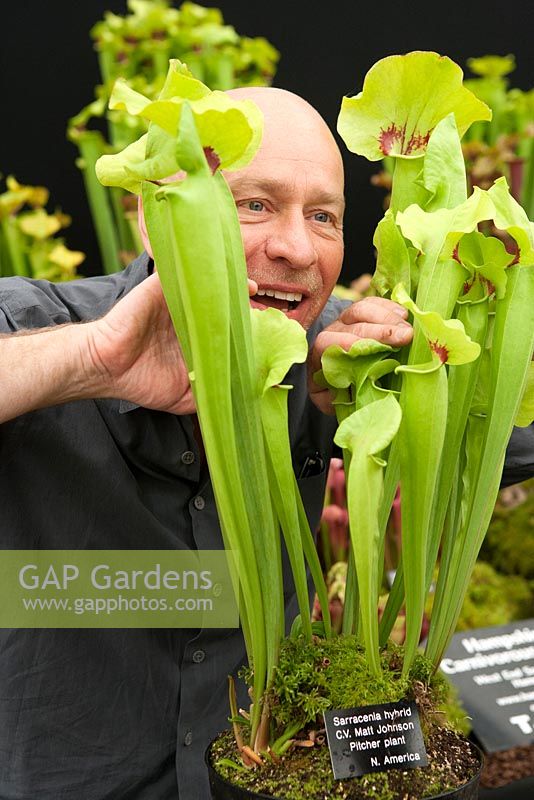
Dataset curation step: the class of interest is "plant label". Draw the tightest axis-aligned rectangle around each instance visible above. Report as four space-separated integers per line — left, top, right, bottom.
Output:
324 699 428 779
441 618 534 752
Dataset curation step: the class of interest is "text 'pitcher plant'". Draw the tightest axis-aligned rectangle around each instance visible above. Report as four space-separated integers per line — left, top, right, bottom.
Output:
321 51 534 678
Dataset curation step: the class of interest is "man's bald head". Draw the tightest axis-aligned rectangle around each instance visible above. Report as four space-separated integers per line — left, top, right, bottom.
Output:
225 87 344 190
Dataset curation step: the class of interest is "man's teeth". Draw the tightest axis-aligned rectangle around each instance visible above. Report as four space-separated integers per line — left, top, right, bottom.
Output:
256 289 303 302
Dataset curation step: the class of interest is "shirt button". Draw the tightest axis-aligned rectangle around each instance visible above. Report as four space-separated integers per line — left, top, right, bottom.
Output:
184 731 193 746
192 649 205 663
181 450 195 465
193 495 205 511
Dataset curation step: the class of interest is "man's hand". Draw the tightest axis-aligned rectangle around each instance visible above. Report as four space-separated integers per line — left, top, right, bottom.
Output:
87 273 259 415
87 273 195 414
308 296 413 415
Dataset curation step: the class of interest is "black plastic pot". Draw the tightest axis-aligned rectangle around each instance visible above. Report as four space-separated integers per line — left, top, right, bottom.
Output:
206 740 483 800
480 776 534 800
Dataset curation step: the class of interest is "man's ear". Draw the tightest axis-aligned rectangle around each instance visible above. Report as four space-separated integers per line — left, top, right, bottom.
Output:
137 195 154 259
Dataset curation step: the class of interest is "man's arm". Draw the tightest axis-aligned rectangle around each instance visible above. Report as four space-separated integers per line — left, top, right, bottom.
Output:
0 276 414 425
0 273 194 424
0 323 104 423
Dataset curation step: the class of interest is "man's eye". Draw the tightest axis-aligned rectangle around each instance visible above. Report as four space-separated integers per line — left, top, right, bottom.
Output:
247 200 265 212
313 211 332 223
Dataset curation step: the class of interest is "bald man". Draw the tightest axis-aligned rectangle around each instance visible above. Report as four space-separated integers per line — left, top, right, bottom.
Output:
0 89 411 424
0 89 412 800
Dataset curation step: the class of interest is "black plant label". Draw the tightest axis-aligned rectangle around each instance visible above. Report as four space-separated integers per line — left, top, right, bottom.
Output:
324 699 428 779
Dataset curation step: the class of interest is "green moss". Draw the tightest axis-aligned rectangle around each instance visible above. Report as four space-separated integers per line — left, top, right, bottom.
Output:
211 725 480 800
213 732 401 799
457 561 532 628
265 637 447 737
435 680 471 737
480 478 534 580
426 560 533 633
223 637 479 798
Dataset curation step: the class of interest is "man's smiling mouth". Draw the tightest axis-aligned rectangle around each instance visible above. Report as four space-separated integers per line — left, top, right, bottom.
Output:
250 286 306 314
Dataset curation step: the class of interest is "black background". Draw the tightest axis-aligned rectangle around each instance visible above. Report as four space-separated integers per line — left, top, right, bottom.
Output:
2 1 533 281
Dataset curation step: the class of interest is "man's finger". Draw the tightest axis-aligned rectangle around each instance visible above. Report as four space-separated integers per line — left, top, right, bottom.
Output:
308 322 413 379
248 279 258 296
346 321 413 346
339 297 409 325
313 322 412 357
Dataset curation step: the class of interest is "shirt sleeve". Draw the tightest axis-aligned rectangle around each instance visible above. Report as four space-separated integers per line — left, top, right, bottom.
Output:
0 306 13 334
502 424 534 487
0 276 72 332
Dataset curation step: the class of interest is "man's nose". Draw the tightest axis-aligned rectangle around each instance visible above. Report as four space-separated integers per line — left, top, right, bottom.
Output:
264 213 317 269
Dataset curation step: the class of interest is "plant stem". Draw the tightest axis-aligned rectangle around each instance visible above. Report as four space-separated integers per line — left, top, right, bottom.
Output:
426 265 534 665
390 157 428 214
109 187 135 254
520 137 534 221
77 133 121 274
1 217 29 277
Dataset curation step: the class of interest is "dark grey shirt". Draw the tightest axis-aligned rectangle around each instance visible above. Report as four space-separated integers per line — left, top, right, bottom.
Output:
0 253 343 800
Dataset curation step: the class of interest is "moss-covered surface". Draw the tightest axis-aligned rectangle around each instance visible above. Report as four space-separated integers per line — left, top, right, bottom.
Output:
210 726 479 799
265 638 445 732
213 637 480 799
454 561 532 628
434 681 471 738
426 561 533 631
480 478 534 580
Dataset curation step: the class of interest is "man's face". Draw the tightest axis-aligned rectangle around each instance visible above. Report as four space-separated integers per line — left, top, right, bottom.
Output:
224 94 345 330
139 90 345 329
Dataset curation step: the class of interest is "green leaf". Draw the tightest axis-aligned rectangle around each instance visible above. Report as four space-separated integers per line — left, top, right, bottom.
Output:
250 306 331 641
396 187 494 263
139 103 278 749
335 395 402 675
467 55 515 79
487 177 534 265
399 361 448 673
372 210 414 296
457 230 511 299
368 359 401 393
392 284 481 365
321 339 398 421
96 60 263 194
335 393 402 456
337 51 491 162
426 265 534 665
250 307 308 393
0 176 49 218
515 362 534 427
17 209 62 240
96 134 150 194
321 339 396 390
109 68 262 169
158 58 212 101
422 113 467 211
